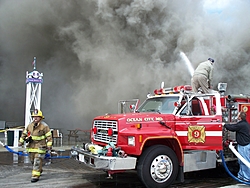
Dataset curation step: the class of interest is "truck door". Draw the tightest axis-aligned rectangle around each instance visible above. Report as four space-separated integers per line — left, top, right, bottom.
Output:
175 96 223 151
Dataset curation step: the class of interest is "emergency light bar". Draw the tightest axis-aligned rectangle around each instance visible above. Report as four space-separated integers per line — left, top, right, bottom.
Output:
154 85 192 95
173 85 192 92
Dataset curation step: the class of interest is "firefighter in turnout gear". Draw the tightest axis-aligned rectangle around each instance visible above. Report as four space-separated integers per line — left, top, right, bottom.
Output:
19 109 53 183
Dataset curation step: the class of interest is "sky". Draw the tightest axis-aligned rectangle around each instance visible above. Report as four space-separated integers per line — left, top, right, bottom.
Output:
0 0 250 132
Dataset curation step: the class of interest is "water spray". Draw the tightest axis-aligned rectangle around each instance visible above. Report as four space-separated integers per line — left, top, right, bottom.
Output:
180 51 194 77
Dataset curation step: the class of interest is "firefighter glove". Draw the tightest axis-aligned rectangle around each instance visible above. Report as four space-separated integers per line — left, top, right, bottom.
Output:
24 136 33 143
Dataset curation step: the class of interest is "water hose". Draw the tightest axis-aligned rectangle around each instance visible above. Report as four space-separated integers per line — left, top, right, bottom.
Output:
228 142 250 168
4 145 28 156
0 141 70 159
44 153 70 159
220 148 250 185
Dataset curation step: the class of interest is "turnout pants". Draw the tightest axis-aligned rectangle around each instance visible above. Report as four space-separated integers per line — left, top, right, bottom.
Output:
29 152 45 179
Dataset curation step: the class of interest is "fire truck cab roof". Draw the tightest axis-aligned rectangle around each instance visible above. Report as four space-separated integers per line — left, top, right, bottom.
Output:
137 84 222 116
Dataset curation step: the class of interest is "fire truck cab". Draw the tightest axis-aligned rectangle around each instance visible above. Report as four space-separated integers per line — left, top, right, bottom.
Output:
71 83 250 188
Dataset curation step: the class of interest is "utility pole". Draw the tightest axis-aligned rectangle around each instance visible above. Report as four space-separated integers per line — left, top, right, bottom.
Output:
25 57 43 128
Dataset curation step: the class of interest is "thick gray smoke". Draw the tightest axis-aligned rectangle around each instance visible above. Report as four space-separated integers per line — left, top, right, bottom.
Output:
0 0 250 132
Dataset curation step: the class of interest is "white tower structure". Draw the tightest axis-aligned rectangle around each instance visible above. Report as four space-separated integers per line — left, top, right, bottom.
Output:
25 57 43 128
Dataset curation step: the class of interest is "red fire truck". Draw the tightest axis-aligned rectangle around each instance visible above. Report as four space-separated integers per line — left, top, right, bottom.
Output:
71 83 250 188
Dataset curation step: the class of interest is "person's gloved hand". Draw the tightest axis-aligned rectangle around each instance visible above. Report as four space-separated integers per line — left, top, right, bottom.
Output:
18 142 23 147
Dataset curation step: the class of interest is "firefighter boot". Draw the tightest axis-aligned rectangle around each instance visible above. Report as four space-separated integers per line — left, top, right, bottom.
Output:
31 177 39 183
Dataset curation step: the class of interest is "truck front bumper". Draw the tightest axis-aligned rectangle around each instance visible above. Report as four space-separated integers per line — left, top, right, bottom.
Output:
71 147 137 170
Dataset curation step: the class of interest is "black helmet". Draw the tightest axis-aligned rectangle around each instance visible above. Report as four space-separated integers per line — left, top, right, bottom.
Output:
208 58 214 63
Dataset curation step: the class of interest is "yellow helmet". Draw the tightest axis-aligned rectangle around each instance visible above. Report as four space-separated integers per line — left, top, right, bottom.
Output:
31 109 45 119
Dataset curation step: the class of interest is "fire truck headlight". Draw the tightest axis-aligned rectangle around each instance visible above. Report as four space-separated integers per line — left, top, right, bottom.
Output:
128 136 135 146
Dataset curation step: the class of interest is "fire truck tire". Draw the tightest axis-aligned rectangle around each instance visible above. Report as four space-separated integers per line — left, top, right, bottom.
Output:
137 145 178 188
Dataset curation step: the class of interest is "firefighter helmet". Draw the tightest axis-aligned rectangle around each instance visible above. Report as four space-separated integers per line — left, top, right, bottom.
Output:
208 58 214 63
31 109 45 119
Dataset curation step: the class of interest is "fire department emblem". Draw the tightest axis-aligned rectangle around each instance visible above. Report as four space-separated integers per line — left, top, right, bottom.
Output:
242 106 248 112
188 126 205 143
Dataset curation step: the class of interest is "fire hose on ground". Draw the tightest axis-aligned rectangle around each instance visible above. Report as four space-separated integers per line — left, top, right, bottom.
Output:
0 141 70 159
220 142 250 185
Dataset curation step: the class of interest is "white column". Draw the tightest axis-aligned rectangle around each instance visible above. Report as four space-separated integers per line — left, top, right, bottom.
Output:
25 58 43 128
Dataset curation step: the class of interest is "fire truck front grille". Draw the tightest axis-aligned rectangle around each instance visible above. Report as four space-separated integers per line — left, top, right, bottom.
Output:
93 120 118 144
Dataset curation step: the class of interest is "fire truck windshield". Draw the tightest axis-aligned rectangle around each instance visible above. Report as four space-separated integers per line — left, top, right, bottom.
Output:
137 96 179 114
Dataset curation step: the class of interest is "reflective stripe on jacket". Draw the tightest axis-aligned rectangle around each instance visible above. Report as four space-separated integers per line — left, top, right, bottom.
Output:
19 120 53 153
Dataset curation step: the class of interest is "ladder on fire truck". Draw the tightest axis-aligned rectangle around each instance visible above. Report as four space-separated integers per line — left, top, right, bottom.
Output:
25 57 43 128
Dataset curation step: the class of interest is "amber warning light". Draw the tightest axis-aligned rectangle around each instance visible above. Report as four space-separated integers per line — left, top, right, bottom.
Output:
136 123 142 129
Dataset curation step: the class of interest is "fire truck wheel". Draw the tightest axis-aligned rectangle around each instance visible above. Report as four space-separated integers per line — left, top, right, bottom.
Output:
137 145 178 188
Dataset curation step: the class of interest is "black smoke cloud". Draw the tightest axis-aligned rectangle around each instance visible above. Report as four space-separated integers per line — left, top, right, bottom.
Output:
0 0 250 132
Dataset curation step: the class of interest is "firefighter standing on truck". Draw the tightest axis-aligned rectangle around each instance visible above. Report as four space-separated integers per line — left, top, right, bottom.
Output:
18 109 52 183
191 58 215 93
